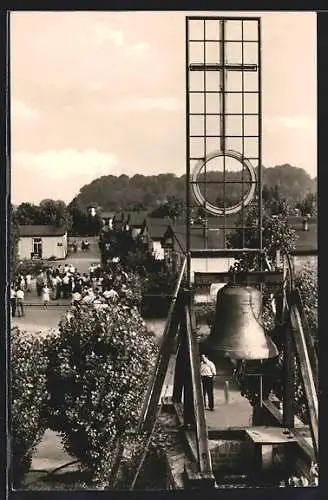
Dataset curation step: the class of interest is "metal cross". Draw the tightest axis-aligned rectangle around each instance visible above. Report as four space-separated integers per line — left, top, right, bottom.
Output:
189 19 258 153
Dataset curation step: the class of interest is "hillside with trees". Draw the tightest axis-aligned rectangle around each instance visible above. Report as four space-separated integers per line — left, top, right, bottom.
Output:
11 164 316 253
72 164 316 213
12 199 102 238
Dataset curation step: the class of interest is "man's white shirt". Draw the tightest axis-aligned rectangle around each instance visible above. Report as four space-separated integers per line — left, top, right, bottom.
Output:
200 357 216 377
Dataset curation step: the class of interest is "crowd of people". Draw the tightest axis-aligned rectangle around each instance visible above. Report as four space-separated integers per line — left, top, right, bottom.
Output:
11 260 139 317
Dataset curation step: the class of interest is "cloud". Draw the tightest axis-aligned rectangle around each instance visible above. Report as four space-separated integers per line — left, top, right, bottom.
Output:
267 114 315 131
87 81 104 92
112 97 182 113
88 21 149 59
127 41 149 57
279 115 314 129
11 100 40 121
89 22 124 47
12 149 118 181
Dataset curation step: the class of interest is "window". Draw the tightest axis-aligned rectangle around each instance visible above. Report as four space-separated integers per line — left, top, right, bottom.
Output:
32 237 42 257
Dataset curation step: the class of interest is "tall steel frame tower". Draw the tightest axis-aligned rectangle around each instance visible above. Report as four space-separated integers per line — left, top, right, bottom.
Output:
185 17 262 283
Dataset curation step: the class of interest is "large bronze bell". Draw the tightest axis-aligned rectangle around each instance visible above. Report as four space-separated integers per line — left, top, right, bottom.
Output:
204 284 278 360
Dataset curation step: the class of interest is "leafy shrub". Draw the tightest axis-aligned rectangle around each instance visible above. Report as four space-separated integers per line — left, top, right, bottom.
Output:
11 217 20 280
194 303 215 328
11 327 48 486
227 209 298 269
43 303 158 482
273 264 318 424
16 259 49 277
227 208 317 425
294 264 317 343
235 264 318 424
100 264 143 310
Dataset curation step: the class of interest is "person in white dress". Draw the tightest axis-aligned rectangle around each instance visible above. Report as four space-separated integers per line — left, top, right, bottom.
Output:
42 285 50 309
25 274 32 293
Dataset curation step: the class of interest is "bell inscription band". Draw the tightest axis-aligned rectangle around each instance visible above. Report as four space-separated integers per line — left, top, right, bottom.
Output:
204 284 278 360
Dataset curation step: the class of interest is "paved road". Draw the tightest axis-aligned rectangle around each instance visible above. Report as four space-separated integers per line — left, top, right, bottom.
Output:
12 306 68 333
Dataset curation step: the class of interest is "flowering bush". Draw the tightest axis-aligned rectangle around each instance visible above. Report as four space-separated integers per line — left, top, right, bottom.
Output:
235 264 317 424
43 303 158 482
228 208 298 270
271 264 318 424
294 264 318 343
16 259 49 278
11 327 49 486
228 210 317 425
100 264 144 310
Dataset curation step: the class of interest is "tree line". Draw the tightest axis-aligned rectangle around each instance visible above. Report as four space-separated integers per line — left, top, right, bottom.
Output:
10 163 316 277
73 164 316 214
11 199 102 236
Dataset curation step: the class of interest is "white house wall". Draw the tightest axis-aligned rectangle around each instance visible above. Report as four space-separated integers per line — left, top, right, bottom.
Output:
190 256 236 281
152 240 165 260
18 233 68 260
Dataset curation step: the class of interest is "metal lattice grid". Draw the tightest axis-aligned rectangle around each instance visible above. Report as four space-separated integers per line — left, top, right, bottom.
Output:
185 17 262 256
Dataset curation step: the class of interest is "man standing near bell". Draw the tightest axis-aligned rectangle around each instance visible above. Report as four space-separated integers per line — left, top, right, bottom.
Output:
200 354 216 411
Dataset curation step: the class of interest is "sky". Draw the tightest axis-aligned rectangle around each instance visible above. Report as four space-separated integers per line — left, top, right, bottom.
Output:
10 11 317 205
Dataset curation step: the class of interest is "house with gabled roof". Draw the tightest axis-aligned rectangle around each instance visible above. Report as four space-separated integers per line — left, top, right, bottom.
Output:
18 225 68 260
161 221 237 282
288 215 317 273
100 210 148 236
161 215 317 285
126 211 148 239
139 217 171 260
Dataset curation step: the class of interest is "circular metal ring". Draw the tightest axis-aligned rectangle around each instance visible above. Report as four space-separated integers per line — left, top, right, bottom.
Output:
191 149 257 216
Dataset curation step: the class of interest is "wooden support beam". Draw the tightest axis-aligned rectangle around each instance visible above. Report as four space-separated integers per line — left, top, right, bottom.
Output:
292 288 318 389
138 260 187 431
183 463 216 489
173 402 198 463
262 399 315 462
279 262 295 429
283 329 295 429
194 271 283 291
184 301 213 476
182 325 196 428
138 301 180 431
289 303 318 460
172 338 184 404
207 428 246 440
